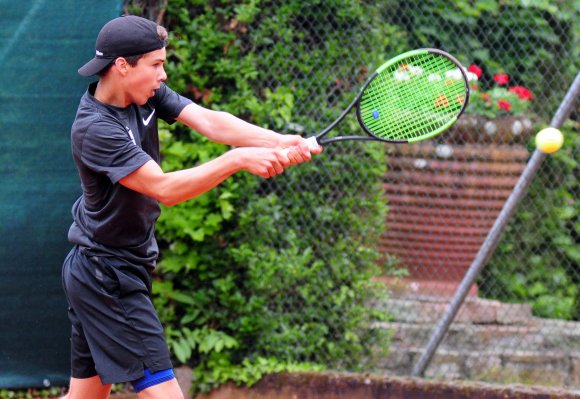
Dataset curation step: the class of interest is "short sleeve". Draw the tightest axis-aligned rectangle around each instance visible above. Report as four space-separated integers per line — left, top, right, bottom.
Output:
80 116 152 184
153 83 193 124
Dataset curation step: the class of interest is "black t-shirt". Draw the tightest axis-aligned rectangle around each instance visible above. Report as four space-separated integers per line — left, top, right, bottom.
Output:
68 82 192 271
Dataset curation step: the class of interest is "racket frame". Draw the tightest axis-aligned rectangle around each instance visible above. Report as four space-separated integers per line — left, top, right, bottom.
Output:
311 48 470 146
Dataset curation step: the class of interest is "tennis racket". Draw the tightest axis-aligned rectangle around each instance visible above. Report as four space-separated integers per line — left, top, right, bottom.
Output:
287 48 470 152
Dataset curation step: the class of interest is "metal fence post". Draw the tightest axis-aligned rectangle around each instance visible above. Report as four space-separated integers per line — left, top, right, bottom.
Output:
411 71 580 377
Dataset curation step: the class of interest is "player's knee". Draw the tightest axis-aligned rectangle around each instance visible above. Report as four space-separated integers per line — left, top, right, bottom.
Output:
137 387 184 399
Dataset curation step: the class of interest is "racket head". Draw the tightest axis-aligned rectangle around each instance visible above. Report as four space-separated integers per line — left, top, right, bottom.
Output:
355 48 470 143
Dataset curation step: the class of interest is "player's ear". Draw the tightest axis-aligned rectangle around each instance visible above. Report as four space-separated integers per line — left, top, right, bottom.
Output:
113 57 130 75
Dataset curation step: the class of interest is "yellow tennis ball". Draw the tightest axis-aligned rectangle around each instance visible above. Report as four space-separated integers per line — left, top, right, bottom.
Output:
535 127 563 154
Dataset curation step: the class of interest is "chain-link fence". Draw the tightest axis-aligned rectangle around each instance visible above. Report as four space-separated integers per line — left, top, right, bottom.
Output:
246 1 579 389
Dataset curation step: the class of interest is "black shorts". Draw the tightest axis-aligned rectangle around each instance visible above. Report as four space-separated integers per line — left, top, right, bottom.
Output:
61 246 173 385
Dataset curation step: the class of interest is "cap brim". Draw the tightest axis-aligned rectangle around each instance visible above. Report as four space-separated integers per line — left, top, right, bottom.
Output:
78 57 113 77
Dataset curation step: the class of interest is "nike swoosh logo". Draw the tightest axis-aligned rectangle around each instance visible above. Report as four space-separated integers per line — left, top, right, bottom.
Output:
142 109 155 126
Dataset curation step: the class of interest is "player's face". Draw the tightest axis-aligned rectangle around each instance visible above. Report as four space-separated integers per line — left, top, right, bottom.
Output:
126 47 167 105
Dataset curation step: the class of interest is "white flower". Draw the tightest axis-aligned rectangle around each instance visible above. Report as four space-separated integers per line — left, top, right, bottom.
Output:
394 70 410 81
445 68 463 80
445 68 477 81
428 73 442 82
467 71 479 81
408 65 423 75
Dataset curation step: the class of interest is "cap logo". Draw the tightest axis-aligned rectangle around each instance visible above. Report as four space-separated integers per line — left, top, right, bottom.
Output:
96 50 104 56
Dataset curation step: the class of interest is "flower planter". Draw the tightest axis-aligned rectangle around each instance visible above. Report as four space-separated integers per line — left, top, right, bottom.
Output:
446 114 534 144
379 115 533 293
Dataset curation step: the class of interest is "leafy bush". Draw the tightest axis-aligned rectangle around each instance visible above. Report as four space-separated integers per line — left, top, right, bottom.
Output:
480 121 579 320
382 0 578 117
124 4 579 396
149 0 393 392
377 0 578 320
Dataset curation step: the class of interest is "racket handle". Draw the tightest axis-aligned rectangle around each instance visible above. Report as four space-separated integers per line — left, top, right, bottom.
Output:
281 136 320 157
304 136 320 150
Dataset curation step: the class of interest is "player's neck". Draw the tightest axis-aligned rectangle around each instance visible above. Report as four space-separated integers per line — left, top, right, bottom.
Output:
94 77 131 108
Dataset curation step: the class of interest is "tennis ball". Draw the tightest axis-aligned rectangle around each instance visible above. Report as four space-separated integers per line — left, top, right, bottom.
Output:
535 127 564 154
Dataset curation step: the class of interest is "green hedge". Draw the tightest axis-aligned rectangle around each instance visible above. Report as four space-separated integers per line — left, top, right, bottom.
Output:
481 122 580 320
379 0 579 320
382 0 578 116
124 0 579 392
148 0 393 392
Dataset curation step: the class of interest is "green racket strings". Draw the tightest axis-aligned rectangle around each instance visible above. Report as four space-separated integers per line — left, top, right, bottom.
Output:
359 52 467 142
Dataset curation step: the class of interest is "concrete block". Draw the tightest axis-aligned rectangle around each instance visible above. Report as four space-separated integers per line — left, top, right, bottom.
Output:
496 303 533 325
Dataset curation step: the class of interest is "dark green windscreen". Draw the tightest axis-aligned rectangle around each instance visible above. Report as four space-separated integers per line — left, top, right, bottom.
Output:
0 0 122 388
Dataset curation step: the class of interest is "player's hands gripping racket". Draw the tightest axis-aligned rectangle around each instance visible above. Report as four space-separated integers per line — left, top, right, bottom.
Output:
285 48 470 154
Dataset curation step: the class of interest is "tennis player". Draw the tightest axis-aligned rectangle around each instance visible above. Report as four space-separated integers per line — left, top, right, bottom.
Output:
61 15 320 399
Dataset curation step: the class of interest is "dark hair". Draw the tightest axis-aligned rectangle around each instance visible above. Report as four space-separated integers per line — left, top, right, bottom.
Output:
98 25 168 77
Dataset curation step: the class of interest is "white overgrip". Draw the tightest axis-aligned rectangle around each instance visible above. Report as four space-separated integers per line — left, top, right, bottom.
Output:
281 136 320 156
305 136 319 150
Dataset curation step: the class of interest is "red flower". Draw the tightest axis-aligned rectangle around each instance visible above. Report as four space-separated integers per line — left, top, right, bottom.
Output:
467 64 483 79
493 74 509 85
497 99 511 111
509 86 534 100
435 95 449 108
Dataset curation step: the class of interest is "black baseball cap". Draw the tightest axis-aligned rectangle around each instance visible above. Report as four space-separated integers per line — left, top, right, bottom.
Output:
78 15 168 77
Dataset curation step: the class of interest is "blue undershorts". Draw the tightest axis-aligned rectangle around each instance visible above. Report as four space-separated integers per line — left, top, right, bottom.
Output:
131 368 176 393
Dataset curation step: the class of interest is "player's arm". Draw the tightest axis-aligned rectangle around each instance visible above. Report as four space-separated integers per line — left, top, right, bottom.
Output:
119 147 288 207
175 103 321 163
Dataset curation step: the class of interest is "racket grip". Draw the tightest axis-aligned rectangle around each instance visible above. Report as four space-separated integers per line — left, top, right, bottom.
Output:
281 136 320 157
304 136 320 150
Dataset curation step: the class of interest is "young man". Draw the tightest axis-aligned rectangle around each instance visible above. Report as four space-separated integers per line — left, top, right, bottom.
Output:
61 15 320 399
